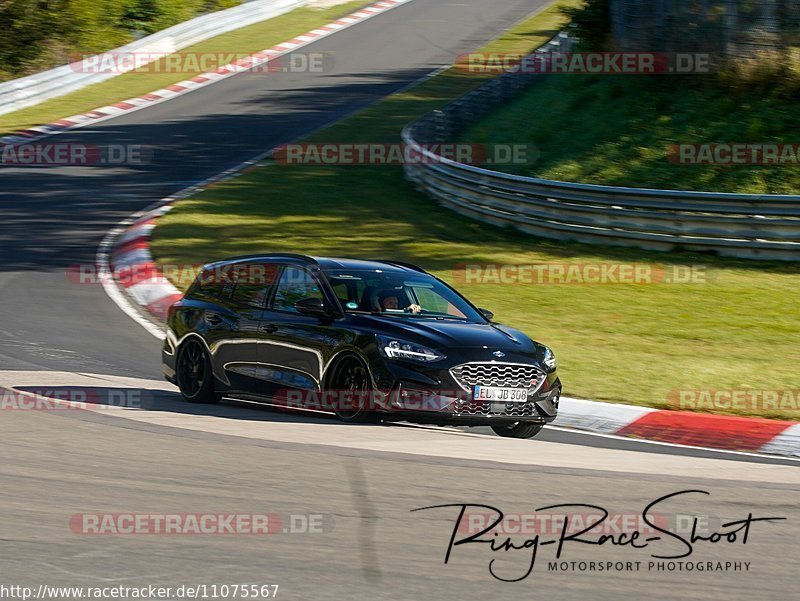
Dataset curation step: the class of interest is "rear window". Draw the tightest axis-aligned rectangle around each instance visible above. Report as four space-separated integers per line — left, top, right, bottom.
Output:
193 267 233 300
271 266 324 313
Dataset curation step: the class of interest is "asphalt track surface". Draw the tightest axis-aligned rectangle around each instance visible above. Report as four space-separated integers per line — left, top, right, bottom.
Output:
0 1 797 599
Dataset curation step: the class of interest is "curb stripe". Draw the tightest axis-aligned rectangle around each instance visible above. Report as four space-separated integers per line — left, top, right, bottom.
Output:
112 237 150 256
128 278 181 305
147 293 184 319
554 398 655 434
3 0 415 147
112 249 152 269
117 263 162 288
616 410 795 451
759 424 800 457
84 0 799 459
94 1 421 337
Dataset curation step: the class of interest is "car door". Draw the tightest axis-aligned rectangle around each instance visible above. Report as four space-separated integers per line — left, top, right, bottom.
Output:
211 262 278 396
258 264 333 407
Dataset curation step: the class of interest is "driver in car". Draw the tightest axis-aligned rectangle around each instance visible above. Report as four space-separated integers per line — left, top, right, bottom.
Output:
379 291 422 314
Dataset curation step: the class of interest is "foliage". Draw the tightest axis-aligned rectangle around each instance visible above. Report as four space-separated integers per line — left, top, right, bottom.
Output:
560 0 611 50
0 0 240 80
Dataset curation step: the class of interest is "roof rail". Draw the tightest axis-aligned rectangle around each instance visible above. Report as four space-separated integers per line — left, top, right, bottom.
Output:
219 253 318 264
378 260 426 273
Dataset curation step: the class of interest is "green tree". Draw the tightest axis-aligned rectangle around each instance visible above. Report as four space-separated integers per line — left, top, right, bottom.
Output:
0 0 241 80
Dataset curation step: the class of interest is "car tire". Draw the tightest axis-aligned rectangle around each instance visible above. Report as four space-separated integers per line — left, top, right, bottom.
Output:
490 421 544 439
176 338 220 404
329 355 377 423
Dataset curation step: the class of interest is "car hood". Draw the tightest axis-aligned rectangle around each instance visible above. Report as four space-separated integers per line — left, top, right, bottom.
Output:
355 315 541 354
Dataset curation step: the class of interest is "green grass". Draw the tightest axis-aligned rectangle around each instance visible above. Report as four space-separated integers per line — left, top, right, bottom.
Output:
462 74 800 194
0 1 368 136
150 0 800 420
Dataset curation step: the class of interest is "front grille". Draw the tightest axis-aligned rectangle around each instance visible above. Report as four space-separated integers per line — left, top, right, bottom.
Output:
450 362 546 392
454 399 538 417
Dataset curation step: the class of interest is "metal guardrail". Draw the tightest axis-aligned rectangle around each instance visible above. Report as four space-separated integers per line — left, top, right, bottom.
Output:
402 33 800 261
0 0 307 117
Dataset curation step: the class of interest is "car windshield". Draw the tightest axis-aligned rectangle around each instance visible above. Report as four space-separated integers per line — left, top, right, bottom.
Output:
323 269 485 322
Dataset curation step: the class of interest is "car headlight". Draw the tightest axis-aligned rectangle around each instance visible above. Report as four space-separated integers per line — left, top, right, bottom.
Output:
542 346 556 370
378 335 445 363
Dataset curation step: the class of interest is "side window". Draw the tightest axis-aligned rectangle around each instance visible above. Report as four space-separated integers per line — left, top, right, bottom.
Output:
272 266 324 313
195 266 231 300
330 280 363 307
196 273 223 299
230 263 279 309
330 282 349 305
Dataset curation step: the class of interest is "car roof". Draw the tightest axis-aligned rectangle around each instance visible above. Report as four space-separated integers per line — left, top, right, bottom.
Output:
206 253 426 274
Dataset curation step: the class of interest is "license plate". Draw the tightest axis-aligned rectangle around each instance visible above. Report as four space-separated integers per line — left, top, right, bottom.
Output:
473 386 529 402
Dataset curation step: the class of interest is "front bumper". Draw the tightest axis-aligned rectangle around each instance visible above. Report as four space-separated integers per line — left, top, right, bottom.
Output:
379 381 560 426
369 354 561 426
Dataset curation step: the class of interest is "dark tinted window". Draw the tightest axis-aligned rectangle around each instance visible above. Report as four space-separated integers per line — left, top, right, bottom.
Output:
330 278 365 309
230 263 279 308
272 266 324 313
195 266 231 300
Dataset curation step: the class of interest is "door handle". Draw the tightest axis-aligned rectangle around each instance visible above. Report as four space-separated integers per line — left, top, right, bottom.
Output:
206 314 223 325
260 323 278 333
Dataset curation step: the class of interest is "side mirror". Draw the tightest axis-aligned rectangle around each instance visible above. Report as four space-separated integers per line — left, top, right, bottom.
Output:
295 297 330 318
479 308 494 321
